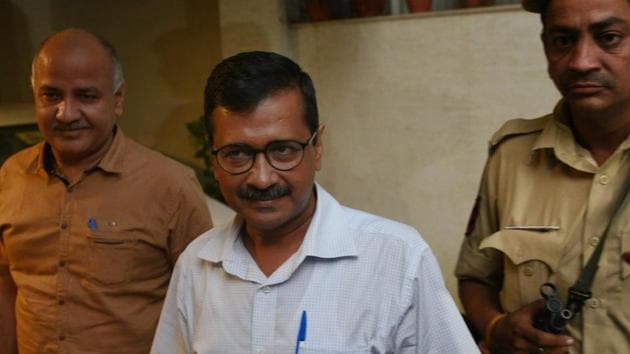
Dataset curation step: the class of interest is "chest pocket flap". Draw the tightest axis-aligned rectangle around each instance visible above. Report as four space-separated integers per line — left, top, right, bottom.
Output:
480 229 565 272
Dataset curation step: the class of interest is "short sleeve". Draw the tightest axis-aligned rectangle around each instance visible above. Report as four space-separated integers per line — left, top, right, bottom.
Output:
454 156 503 290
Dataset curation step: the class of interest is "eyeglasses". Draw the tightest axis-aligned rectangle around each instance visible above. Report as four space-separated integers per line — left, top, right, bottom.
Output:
211 130 318 175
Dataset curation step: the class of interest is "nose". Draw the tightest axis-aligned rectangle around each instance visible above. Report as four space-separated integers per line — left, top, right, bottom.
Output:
246 151 279 189
568 37 599 73
55 98 79 123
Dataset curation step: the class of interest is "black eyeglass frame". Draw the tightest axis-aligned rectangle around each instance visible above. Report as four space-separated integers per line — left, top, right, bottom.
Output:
211 130 318 175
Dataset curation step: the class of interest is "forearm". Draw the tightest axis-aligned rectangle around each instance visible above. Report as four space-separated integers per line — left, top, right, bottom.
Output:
0 267 17 354
458 279 503 337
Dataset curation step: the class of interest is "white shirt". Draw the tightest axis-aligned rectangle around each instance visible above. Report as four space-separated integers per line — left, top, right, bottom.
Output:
151 184 478 354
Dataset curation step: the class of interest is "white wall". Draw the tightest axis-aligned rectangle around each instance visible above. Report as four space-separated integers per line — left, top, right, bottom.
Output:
218 2 560 302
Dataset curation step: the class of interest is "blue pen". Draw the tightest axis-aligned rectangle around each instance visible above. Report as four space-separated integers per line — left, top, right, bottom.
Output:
295 310 307 354
88 218 97 230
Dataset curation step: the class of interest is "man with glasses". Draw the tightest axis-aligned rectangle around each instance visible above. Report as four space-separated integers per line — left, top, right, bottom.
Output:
151 51 477 353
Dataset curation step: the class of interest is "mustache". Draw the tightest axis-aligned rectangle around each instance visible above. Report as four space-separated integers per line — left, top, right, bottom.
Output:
53 121 90 131
561 71 615 88
236 184 290 201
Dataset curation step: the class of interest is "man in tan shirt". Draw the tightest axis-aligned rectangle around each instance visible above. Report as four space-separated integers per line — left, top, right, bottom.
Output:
0 28 212 353
456 0 630 353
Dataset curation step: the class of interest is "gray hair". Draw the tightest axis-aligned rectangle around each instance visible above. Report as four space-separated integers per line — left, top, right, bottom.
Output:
31 29 124 93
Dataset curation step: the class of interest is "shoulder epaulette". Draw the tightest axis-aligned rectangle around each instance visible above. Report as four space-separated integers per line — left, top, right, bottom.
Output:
489 116 549 151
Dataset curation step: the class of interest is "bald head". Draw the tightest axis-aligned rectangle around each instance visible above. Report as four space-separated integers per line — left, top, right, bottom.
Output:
31 28 124 92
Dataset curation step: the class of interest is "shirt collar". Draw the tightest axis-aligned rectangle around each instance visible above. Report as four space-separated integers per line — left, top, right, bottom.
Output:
96 126 126 174
26 126 126 176
197 182 358 265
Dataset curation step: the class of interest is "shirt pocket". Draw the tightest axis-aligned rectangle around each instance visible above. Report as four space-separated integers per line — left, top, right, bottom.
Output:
86 233 136 286
480 229 565 311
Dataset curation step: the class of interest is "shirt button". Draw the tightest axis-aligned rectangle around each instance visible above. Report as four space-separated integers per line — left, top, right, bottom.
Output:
59 260 66 267
58 299 65 305
623 252 630 264
66 186 74 193
261 286 271 294
59 335 66 341
586 298 600 309
60 223 68 230
523 266 534 276
590 237 600 247
599 174 610 185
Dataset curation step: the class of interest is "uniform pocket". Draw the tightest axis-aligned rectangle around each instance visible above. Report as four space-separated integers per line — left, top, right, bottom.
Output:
480 229 565 310
86 233 136 286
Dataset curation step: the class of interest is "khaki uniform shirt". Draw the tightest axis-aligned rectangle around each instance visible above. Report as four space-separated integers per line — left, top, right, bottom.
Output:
0 129 212 354
455 102 630 353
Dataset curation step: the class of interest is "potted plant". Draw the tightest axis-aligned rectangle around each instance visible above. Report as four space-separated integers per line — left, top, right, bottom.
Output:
459 0 495 8
304 0 333 21
407 0 431 12
186 116 223 202
352 0 386 17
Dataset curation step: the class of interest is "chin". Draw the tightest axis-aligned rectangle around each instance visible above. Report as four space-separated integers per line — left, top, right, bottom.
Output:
565 96 611 112
243 210 288 230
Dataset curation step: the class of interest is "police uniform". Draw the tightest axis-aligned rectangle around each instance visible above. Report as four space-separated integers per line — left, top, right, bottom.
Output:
455 101 630 353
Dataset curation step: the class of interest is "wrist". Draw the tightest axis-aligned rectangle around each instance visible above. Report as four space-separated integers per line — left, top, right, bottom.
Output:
484 312 507 352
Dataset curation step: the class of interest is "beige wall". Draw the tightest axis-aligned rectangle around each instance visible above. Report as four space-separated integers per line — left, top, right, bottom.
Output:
0 0 222 166
2 1 562 302
217 2 560 301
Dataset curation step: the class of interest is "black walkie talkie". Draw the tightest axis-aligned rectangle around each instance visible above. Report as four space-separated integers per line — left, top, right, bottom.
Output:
535 283 574 334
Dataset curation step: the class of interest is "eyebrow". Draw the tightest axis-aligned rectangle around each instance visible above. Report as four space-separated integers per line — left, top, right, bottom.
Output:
546 16 629 34
75 87 100 94
590 16 628 32
38 85 60 92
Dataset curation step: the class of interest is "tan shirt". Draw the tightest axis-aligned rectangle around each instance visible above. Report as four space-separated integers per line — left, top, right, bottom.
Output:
0 129 212 354
455 102 630 354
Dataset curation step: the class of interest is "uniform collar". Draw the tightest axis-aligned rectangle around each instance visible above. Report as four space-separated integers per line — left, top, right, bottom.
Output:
532 100 630 172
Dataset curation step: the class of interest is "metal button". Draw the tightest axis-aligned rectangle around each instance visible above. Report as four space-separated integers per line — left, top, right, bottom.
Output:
590 237 600 247
599 174 609 185
623 252 630 264
523 266 534 276
261 286 271 294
